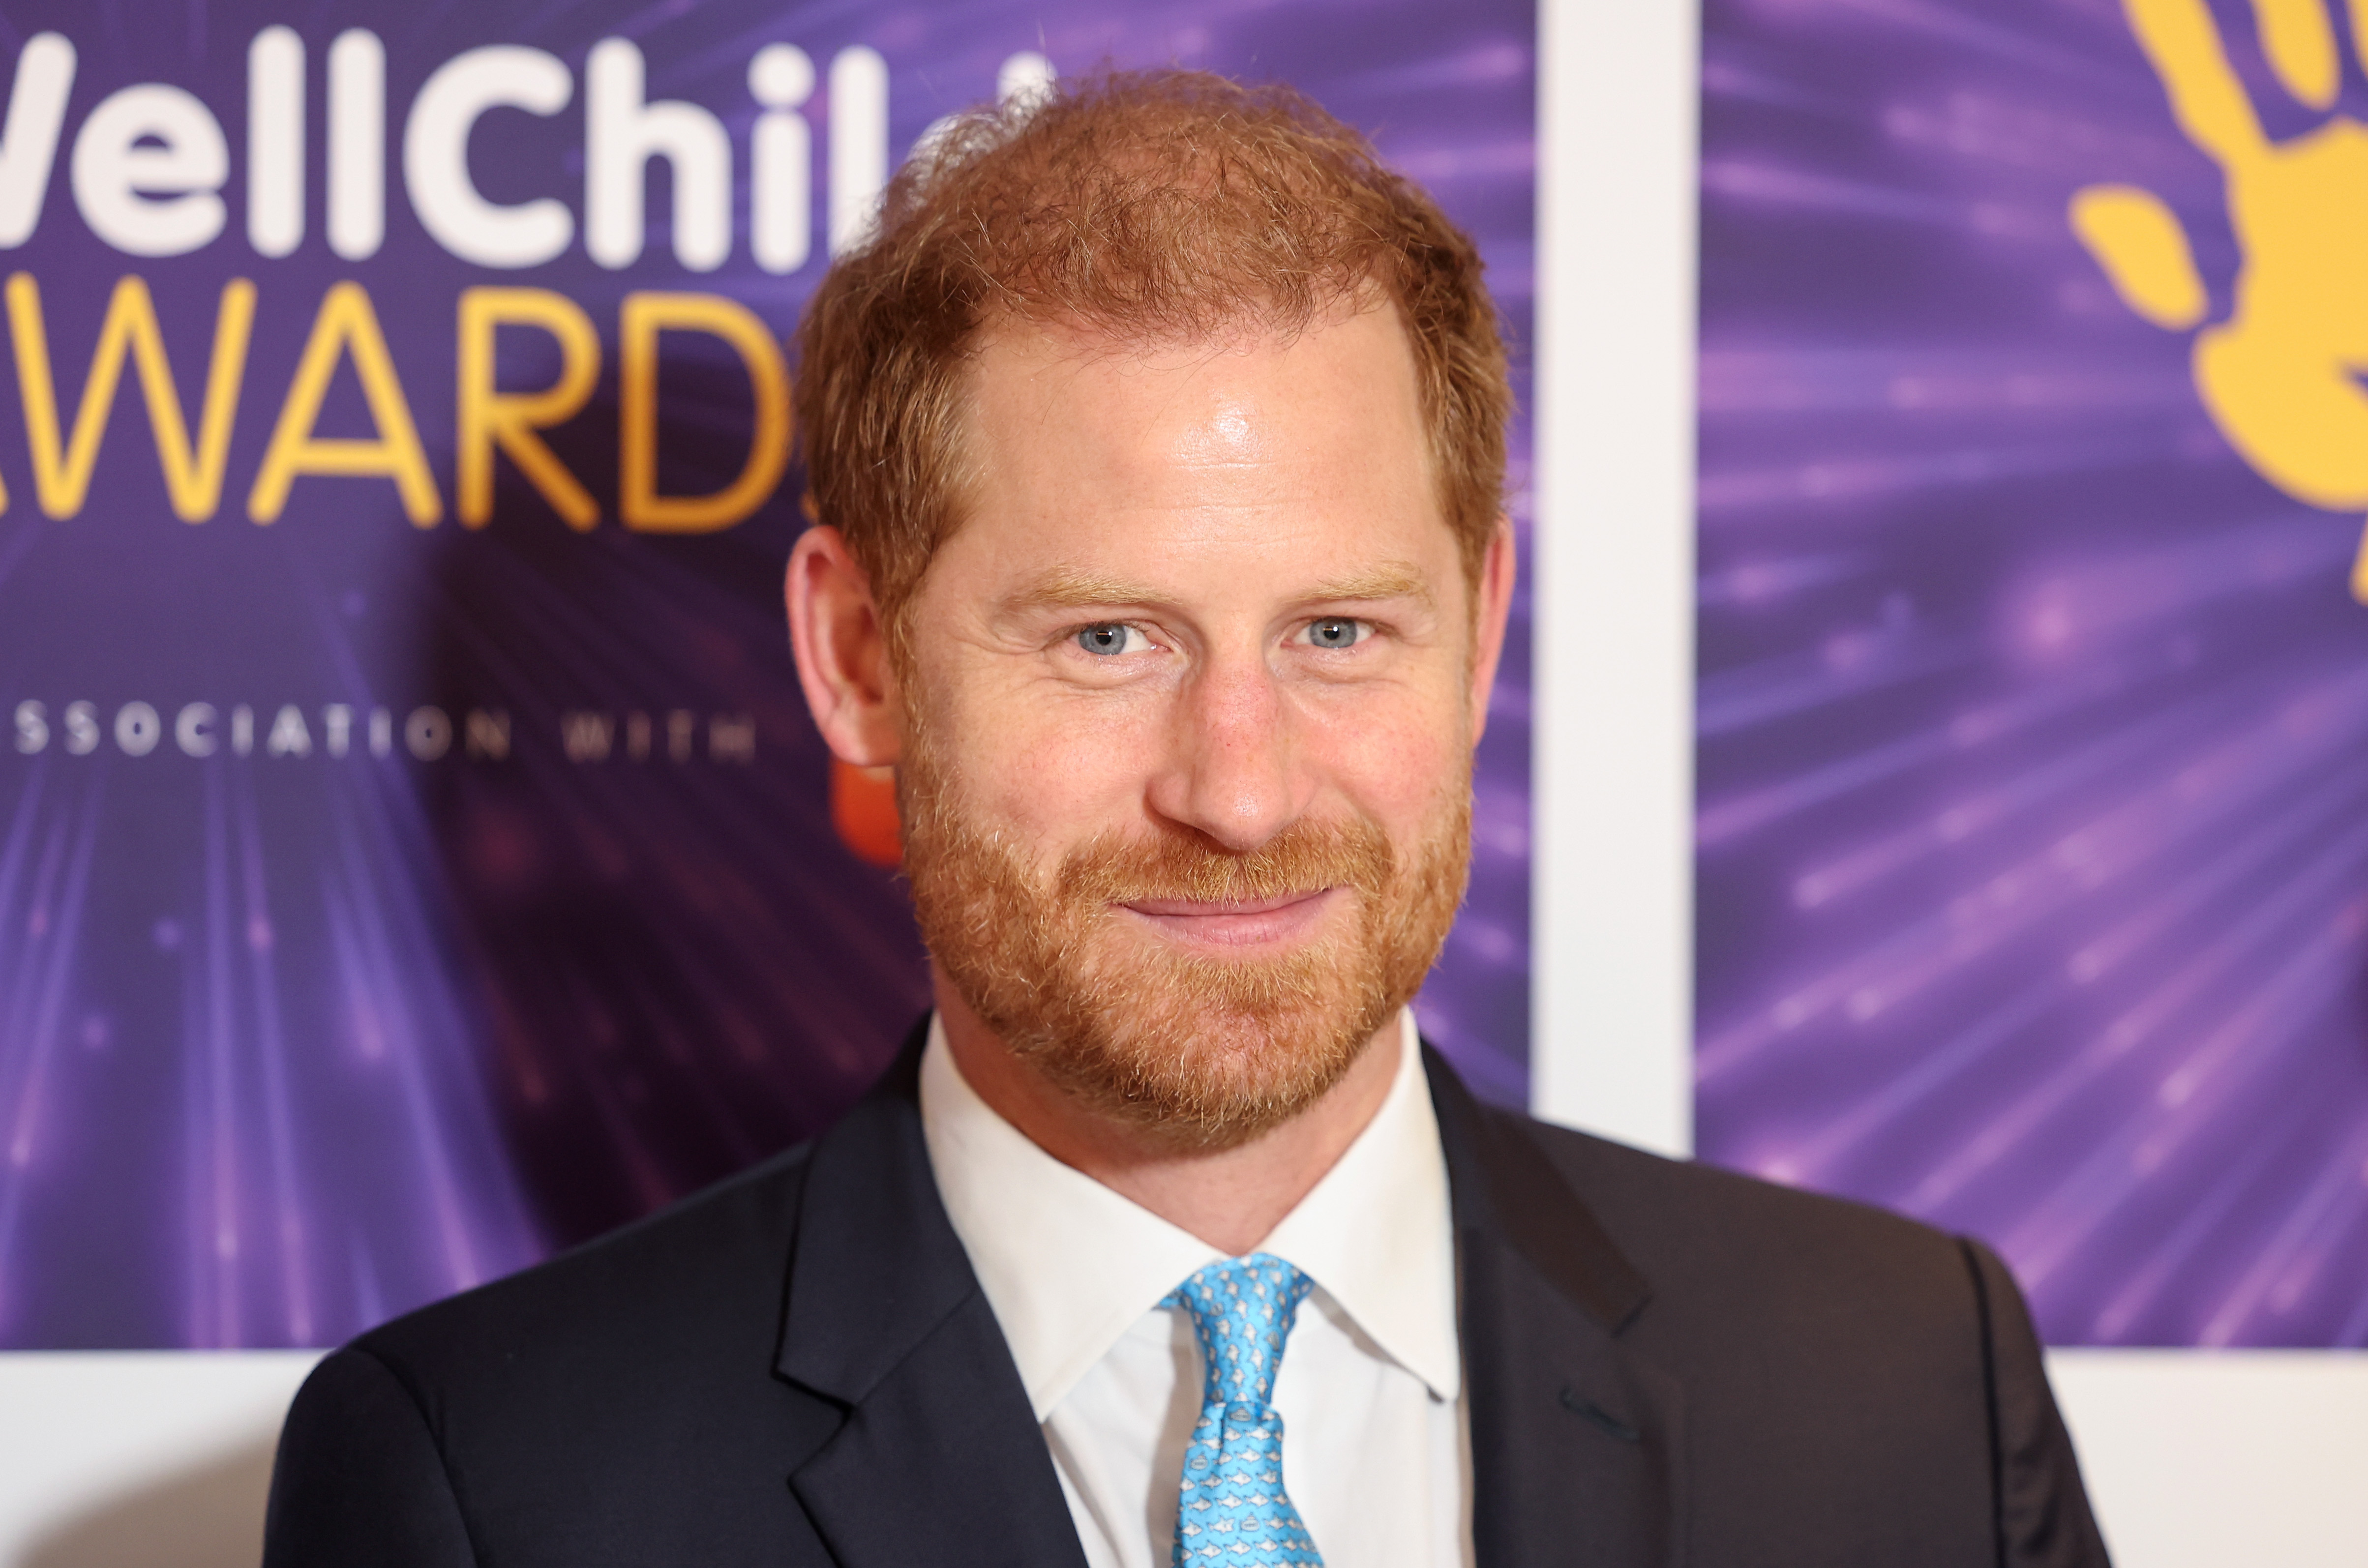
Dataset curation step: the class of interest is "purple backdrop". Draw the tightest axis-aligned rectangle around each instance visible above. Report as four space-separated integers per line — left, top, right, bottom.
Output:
1697 0 2368 1346
0 0 1534 1350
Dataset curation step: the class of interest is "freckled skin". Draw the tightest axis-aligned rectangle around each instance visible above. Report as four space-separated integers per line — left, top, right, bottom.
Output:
786 302 1515 1251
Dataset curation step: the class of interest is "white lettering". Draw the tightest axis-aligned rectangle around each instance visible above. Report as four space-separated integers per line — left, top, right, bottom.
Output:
586 38 729 271
561 710 614 762
709 712 756 763
176 702 215 757
265 703 311 757
71 83 229 256
247 27 302 257
748 45 812 275
323 703 353 757
404 45 573 268
368 705 391 757
996 52 1055 111
328 30 385 261
63 699 97 754
0 34 74 249
911 53 1052 185
231 703 254 756
464 708 510 759
827 46 886 258
405 705 450 760
114 700 160 755
13 698 47 753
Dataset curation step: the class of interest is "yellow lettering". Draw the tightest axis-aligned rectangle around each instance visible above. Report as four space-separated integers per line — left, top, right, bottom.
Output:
618 291 790 533
456 288 599 530
248 281 441 526
4 273 255 521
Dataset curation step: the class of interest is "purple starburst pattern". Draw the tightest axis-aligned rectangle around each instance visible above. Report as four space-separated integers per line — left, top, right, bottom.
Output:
0 0 1531 1349
1696 0 2368 1345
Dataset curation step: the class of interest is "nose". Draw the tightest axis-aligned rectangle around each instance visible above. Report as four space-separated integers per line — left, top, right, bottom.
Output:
1143 648 1311 854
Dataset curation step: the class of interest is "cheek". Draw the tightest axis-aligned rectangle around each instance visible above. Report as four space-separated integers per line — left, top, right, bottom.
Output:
1297 686 1471 822
930 670 1157 840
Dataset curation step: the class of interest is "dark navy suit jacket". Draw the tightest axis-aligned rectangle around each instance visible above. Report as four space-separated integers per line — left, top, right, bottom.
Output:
263 1030 2110 1567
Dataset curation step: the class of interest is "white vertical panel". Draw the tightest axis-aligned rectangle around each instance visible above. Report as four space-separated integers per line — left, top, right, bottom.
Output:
1530 0 1699 1156
2049 1350 2368 1567
0 1351 318 1567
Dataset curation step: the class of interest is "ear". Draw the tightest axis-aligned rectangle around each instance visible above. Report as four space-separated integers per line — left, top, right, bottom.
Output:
1466 517 1518 745
785 526 903 766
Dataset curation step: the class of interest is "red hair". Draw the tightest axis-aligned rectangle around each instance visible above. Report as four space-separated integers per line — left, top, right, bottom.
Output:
794 69 1511 629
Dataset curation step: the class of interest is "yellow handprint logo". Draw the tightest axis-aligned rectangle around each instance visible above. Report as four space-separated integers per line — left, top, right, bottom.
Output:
2073 0 2368 602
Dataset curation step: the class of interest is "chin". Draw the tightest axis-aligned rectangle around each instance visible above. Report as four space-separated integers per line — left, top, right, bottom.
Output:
900 732 1472 1149
996 926 1405 1152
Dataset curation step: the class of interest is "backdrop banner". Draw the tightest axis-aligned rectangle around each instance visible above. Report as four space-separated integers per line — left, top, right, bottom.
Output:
1697 0 2368 1347
0 0 1534 1351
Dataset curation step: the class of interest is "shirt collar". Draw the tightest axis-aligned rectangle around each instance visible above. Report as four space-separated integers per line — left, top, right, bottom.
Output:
1259 1011 1460 1404
919 1009 1460 1420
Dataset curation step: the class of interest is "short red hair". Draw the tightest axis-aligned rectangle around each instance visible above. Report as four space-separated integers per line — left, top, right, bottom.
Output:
793 69 1510 630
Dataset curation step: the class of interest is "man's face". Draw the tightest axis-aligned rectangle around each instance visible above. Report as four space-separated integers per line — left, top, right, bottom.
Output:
894 303 1505 1149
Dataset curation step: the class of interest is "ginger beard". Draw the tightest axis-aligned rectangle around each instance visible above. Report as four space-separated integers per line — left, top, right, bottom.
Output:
898 713 1473 1152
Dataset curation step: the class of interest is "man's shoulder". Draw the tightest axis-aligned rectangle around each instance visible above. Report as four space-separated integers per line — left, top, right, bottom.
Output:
1465 1103 2105 1566
1491 1104 1986 1339
1521 1108 1959 1251
269 1141 856 1568
353 1138 819 1391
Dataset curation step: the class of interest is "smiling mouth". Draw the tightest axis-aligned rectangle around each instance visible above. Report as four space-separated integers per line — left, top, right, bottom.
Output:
1116 888 1341 947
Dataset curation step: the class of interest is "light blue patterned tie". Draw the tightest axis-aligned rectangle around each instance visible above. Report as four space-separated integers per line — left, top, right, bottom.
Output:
1163 1253 1325 1567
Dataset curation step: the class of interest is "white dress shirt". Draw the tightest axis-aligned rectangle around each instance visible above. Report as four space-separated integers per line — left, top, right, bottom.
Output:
919 1009 1472 1568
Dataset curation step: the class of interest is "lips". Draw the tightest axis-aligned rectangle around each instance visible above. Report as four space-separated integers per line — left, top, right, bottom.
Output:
1119 889 1331 918
1115 887 1341 948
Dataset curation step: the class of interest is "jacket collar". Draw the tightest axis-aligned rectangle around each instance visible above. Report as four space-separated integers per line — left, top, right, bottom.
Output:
773 1021 1090 1568
1424 1046 1687 1568
774 1028 970 1403
768 1023 1681 1568
1422 1046 1652 1332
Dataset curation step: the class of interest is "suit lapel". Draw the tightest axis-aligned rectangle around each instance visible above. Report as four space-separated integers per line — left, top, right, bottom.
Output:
774 1028 1090 1568
768 1027 1679 1568
1425 1050 1687 1568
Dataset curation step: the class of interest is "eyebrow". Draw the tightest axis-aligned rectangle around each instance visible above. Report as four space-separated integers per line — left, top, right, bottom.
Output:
1302 563 1433 606
1008 561 1435 612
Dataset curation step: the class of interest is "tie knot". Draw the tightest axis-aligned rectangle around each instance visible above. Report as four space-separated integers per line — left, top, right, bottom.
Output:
1166 1253 1314 1410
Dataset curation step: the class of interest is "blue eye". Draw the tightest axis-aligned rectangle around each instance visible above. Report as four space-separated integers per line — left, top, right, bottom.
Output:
1078 623 1138 655
1306 619 1362 649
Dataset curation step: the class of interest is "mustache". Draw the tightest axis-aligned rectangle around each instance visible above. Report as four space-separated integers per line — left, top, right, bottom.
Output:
1056 818 1397 907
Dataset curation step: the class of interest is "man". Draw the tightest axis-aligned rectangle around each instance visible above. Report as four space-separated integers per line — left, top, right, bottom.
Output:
264 72 2109 1568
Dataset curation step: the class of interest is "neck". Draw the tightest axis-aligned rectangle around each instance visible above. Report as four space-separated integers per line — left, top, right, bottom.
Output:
932 970 1405 1256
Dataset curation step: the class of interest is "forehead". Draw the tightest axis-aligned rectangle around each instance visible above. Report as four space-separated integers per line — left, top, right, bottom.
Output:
951 303 1441 569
